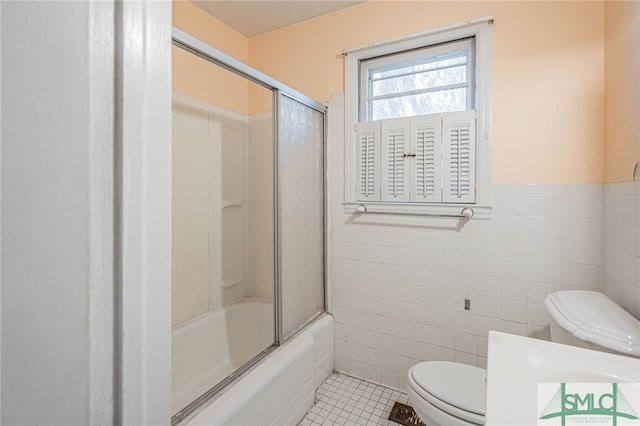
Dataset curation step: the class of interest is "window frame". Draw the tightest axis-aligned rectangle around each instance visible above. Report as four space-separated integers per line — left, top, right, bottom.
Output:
343 17 494 219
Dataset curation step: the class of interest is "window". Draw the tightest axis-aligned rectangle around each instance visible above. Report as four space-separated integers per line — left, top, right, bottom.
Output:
361 38 475 121
343 18 493 219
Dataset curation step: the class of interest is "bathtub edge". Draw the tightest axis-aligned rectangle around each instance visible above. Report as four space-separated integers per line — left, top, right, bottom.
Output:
185 313 334 426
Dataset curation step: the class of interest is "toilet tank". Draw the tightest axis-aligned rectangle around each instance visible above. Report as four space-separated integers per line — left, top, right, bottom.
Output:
544 290 640 358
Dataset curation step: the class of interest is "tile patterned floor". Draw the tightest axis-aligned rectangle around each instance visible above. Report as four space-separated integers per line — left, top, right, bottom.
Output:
299 373 411 426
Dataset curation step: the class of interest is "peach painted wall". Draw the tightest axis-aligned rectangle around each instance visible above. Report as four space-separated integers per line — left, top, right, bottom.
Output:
172 0 250 114
172 1 274 114
604 0 640 183
249 1 605 184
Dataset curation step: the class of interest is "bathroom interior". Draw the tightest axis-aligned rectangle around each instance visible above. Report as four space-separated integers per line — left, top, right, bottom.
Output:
170 1 640 425
2 0 640 425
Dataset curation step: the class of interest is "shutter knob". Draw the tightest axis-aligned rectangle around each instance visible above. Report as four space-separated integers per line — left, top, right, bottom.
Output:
403 153 416 158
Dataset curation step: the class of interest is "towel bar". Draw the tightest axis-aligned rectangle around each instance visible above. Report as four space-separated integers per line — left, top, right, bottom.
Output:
353 204 474 219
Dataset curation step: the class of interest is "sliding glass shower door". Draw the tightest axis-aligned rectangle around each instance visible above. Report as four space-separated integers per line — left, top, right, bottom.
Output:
171 28 326 423
278 94 326 340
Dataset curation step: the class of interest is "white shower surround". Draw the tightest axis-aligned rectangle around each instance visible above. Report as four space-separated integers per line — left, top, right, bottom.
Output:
181 313 334 425
172 93 273 327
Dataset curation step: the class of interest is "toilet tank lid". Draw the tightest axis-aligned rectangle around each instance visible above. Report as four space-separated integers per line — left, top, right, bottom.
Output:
544 290 640 357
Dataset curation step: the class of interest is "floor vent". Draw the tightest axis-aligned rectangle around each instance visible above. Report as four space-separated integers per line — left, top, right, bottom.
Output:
388 401 427 426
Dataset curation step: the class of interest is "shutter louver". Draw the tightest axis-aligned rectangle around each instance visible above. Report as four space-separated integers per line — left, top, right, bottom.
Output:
387 130 405 196
355 121 381 201
412 114 441 202
381 119 410 202
442 111 476 203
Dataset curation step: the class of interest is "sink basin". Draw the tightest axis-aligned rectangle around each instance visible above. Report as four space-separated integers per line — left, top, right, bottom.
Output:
486 331 640 425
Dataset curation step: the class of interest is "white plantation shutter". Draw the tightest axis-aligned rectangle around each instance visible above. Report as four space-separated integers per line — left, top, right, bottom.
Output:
354 110 476 207
355 120 381 201
442 110 476 203
411 114 441 203
381 118 411 202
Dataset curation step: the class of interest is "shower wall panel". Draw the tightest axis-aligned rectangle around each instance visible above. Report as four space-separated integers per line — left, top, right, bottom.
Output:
172 93 253 327
209 103 250 307
172 95 211 326
279 95 325 339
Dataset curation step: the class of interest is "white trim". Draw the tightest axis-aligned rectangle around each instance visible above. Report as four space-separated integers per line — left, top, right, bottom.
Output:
88 2 115 424
0 2 3 421
343 16 494 56
344 17 493 215
118 0 172 424
475 19 493 207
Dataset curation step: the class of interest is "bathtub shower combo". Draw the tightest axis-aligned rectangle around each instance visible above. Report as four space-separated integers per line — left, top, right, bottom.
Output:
171 29 332 424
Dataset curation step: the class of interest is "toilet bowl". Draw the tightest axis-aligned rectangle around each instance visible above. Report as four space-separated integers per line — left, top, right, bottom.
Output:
407 361 486 426
544 290 640 358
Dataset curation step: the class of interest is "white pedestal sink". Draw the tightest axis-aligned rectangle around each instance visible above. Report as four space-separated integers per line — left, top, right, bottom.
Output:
486 331 640 425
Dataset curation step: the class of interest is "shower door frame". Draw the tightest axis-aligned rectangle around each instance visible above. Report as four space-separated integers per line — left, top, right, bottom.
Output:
171 28 328 424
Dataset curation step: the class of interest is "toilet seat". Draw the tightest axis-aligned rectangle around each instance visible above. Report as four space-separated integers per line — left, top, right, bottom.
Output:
544 291 640 357
408 361 485 425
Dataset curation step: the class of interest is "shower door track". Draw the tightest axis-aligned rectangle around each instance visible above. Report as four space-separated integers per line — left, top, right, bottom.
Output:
171 344 277 425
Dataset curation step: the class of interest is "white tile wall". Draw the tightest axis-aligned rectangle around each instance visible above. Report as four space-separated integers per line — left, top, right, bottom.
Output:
329 147 605 391
326 95 640 395
603 183 640 318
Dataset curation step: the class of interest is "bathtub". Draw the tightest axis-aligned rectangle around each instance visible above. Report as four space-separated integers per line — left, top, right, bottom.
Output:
172 298 334 425
172 298 274 415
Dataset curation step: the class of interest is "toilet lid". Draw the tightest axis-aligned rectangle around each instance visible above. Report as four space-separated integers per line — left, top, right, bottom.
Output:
410 361 486 416
545 290 640 357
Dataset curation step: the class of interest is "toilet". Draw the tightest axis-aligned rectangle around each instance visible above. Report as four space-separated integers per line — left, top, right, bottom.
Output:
544 290 640 358
407 361 486 425
407 290 640 425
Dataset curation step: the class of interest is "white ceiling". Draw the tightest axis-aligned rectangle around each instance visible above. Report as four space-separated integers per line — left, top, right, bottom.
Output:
192 0 365 38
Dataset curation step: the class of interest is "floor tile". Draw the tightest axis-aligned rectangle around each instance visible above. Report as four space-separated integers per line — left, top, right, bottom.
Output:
299 373 415 426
